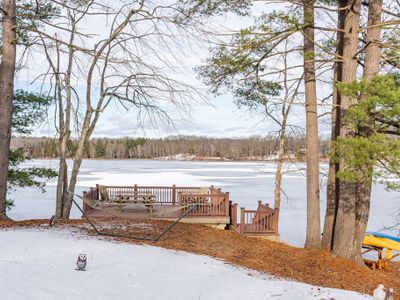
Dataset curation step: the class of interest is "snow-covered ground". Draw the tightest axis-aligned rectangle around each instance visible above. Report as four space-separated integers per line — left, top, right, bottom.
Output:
8 159 400 247
0 229 371 300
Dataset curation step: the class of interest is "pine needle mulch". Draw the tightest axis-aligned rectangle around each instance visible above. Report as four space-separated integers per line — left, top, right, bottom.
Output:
1 218 399 298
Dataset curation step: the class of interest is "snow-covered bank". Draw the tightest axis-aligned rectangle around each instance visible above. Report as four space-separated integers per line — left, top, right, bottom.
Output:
0 229 371 300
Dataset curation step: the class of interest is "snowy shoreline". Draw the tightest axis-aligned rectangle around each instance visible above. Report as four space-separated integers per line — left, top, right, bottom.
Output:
20 155 328 163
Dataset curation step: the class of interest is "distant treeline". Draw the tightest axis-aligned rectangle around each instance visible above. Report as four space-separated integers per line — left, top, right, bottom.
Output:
11 136 330 160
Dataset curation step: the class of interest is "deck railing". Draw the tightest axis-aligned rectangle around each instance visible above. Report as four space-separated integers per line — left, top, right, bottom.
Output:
178 189 230 217
82 187 98 213
82 185 278 237
95 184 212 205
231 200 279 236
83 184 230 217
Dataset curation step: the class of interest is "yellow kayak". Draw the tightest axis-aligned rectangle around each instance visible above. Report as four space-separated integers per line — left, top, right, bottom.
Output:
363 235 400 259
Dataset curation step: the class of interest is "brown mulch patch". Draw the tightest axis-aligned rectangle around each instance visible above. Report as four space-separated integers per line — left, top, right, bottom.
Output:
1 218 399 298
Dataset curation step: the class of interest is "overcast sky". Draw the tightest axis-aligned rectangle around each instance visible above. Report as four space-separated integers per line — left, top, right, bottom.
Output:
15 2 332 139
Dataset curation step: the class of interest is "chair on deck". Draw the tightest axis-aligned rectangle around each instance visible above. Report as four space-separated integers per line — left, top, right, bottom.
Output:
98 185 110 202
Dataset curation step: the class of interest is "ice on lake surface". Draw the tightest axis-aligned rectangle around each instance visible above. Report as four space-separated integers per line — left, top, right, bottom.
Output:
8 159 400 247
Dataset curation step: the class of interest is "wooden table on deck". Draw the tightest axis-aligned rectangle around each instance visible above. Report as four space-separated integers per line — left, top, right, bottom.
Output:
114 191 156 214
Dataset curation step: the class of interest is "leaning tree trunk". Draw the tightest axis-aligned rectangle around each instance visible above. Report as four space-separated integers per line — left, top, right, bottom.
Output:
61 158 83 219
0 0 16 220
273 116 288 211
321 0 346 251
352 0 382 265
303 0 321 249
55 74 70 218
55 29 75 219
331 0 362 260
61 112 93 219
55 135 69 218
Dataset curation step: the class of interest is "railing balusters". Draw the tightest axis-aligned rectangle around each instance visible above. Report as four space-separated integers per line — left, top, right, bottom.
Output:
99 185 228 216
240 205 278 236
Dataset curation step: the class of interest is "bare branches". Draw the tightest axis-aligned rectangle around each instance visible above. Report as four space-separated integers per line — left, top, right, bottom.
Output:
17 0 205 218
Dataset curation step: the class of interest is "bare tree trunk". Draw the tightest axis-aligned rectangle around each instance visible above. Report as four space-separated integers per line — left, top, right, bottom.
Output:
56 44 73 219
41 36 73 219
49 17 77 219
56 134 69 218
272 41 298 212
62 125 91 218
362 0 382 81
332 0 362 260
321 0 346 251
0 0 16 220
352 0 382 265
54 45 68 218
303 0 321 249
274 119 287 211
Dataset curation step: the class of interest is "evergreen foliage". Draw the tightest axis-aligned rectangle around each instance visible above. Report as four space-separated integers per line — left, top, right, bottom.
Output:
178 0 251 18
6 91 57 209
195 13 299 110
0 0 59 51
334 74 400 187
12 90 53 135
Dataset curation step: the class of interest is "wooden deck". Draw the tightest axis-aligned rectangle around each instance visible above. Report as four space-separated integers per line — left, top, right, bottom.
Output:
82 184 279 236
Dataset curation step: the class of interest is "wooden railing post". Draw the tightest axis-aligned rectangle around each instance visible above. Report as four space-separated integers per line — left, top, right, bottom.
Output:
95 184 99 200
273 208 280 235
229 201 232 223
232 203 238 229
172 184 176 205
177 192 182 205
240 207 245 235
134 184 138 193
225 192 230 217
82 191 88 215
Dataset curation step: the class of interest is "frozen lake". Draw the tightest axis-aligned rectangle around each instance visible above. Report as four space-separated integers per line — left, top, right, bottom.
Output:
8 159 400 247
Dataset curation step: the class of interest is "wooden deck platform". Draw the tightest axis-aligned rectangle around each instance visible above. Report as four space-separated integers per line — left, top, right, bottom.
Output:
82 184 279 236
